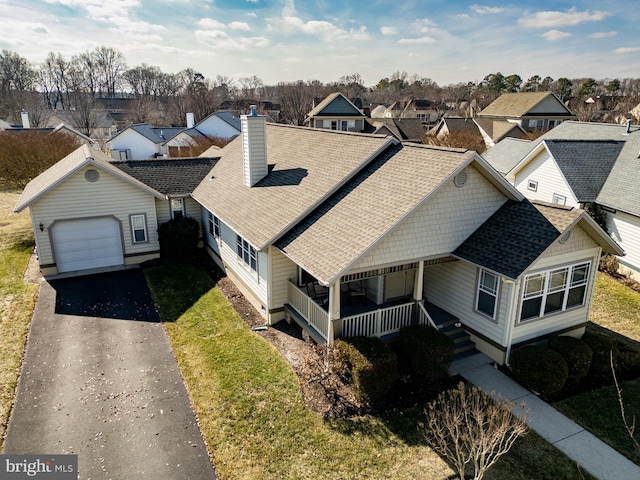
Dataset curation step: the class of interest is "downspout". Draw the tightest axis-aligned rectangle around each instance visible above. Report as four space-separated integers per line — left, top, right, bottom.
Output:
502 277 517 367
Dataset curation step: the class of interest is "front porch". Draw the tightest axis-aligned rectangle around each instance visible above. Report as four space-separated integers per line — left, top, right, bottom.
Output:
285 279 439 344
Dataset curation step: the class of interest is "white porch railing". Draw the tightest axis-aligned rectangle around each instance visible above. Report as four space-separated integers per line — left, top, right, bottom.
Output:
417 301 438 329
287 281 329 340
341 302 415 338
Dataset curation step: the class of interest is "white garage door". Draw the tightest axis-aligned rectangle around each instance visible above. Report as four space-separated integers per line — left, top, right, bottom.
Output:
52 217 124 273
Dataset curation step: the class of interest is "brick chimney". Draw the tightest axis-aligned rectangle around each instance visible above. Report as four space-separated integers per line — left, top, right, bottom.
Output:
242 105 267 187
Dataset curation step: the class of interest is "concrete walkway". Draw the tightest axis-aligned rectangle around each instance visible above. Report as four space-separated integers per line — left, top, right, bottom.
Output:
450 353 640 480
3 271 216 480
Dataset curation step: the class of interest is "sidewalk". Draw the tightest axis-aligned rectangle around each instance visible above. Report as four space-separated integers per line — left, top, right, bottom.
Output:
450 353 640 480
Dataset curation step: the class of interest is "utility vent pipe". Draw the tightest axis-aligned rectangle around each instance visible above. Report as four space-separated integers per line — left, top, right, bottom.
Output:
626 119 632 135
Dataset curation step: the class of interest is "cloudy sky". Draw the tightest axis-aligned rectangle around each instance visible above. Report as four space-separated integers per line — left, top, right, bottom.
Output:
0 0 637 87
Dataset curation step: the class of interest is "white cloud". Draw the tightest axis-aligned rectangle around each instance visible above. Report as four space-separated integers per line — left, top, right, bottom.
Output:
246 12 257 18
281 14 369 41
589 31 617 39
198 18 226 29
229 21 251 31
380 26 397 35
541 30 571 41
614 46 640 54
519 7 610 28
398 36 436 44
470 5 505 15
195 29 269 50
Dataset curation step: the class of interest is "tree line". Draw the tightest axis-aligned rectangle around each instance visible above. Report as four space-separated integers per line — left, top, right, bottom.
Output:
2 46 640 130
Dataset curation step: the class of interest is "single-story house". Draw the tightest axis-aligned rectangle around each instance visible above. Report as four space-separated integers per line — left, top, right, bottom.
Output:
14 144 217 276
483 120 640 280
191 111 621 365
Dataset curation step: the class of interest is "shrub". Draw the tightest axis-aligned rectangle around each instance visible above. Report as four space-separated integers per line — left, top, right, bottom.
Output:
332 337 398 403
599 254 620 276
157 217 200 261
548 336 593 384
511 345 568 398
397 324 454 382
582 331 620 377
420 382 528 480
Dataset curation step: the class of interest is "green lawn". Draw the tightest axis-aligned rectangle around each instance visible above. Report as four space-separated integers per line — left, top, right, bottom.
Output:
0 191 39 450
146 264 594 480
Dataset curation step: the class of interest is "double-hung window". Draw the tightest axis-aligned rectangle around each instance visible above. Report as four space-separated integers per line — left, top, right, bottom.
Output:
236 235 257 272
520 262 591 322
130 214 147 243
207 212 220 238
477 269 499 319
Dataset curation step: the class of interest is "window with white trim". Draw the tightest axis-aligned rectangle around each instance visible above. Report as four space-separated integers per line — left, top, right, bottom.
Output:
130 214 147 243
236 235 257 272
477 269 499 319
552 193 567 205
207 211 220 238
527 180 538 192
171 198 185 220
520 262 591 322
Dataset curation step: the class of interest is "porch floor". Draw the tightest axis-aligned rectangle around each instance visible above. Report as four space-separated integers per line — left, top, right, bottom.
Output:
423 300 458 326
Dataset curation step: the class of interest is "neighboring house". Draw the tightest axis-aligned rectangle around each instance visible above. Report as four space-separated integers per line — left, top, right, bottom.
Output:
109 123 185 159
163 127 210 157
194 111 241 139
0 118 10 130
44 110 118 141
191 112 620 365
365 117 425 143
478 92 575 132
483 120 640 280
380 99 443 125
306 92 366 132
2 123 93 145
13 144 217 276
430 116 527 148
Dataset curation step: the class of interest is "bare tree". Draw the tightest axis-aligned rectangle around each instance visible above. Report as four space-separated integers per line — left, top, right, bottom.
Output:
419 382 528 480
612 353 640 453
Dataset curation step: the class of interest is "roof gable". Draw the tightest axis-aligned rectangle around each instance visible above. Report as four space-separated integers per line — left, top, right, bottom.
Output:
198 111 242 132
479 92 573 118
14 145 165 212
307 92 365 118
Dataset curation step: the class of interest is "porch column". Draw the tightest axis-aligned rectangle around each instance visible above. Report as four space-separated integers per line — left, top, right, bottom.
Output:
414 261 424 301
327 281 341 344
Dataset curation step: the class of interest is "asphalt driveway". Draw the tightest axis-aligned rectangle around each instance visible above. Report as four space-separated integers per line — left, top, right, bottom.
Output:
3 269 216 480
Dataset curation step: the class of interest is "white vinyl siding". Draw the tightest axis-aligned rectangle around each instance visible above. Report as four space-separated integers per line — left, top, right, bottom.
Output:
353 165 506 270
110 129 161 160
512 148 579 208
607 210 640 277
29 165 159 267
269 246 298 317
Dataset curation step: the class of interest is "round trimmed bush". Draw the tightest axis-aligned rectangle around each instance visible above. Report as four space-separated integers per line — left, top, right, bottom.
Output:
332 337 398 402
548 336 593 384
582 331 620 376
511 345 568 398
397 324 454 382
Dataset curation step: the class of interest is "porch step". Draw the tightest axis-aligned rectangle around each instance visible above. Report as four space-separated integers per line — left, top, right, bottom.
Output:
432 314 477 357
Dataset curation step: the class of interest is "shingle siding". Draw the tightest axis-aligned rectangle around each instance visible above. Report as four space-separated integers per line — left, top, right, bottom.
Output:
352 165 506 271
608 211 640 277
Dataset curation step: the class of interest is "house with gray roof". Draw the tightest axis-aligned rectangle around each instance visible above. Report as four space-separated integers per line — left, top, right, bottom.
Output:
430 116 527 149
192 111 620 365
306 92 366 132
14 144 217 275
109 123 185 159
484 120 640 280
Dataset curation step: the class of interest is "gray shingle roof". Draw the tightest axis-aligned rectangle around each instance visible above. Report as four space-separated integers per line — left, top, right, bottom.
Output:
14 145 165 212
276 143 477 284
111 157 218 196
192 124 395 250
454 200 578 279
540 121 640 216
482 137 534 174
544 140 623 203
307 92 364 118
479 92 572 118
110 123 185 143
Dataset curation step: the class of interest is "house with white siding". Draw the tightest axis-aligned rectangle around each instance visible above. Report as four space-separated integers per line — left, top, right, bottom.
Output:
484 120 640 280
14 144 216 276
191 110 621 365
305 92 366 132
109 123 185 160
